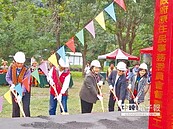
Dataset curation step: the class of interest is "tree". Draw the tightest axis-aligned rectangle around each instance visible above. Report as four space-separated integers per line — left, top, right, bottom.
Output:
107 0 154 54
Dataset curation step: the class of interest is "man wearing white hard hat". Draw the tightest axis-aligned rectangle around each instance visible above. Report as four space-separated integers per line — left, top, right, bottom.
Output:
6 51 31 117
79 60 105 113
127 63 148 110
47 57 71 115
108 61 127 111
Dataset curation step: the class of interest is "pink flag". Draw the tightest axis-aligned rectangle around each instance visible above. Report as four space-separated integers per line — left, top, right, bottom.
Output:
39 62 48 76
85 20 95 38
0 96 3 112
114 0 126 11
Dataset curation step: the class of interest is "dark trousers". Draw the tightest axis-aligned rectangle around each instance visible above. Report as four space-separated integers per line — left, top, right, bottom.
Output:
80 99 93 114
108 93 124 112
11 91 30 117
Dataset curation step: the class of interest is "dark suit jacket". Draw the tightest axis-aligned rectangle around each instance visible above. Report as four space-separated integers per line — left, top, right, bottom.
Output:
108 70 127 100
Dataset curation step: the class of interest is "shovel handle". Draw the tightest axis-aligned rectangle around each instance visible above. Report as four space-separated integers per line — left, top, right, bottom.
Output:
51 85 66 114
11 90 26 117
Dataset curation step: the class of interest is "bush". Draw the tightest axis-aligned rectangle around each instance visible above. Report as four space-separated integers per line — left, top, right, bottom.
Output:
70 65 82 72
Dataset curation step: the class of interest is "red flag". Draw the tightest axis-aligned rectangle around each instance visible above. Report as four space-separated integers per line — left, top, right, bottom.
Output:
114 0 126 11
22 77 30 92
65 37 75 53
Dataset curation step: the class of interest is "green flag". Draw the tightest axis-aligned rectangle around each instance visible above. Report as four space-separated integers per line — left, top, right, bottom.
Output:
31 68 40 84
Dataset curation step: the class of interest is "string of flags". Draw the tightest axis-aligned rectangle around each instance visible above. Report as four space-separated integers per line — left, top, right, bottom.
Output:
0 0 137 113
53 0 133 63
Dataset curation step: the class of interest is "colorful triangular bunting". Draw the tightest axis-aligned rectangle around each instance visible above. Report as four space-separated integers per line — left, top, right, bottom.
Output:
31 69 40 84
14 83 23 97
57 46 66 62
4 90 12 104
85 20 96 38
0 96 3 112
104 2 116 22
48 53 59 68
75 29 84 46
65 37 75 53
95 11 106 30
39 62 49 76
22 77 30 92
114 0 126 11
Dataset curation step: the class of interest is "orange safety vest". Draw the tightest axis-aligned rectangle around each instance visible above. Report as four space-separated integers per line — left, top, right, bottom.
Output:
11 64 27 85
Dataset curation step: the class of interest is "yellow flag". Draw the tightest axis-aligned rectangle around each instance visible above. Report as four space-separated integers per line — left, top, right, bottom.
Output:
4 90 12 104
48 53 59 68
95 11 106 30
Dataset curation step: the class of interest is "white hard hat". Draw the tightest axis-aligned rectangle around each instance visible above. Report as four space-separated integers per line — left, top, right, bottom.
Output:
13 52 26 63
58 57 69 68
116 62 127 71
90 60 101 68
139 63 148 70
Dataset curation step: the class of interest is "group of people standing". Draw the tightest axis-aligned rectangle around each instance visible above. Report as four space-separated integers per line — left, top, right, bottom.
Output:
80 60 150 113
5 51 71 117
5 51 150 117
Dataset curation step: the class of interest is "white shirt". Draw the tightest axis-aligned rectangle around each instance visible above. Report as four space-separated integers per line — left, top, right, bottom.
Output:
47 67 71 94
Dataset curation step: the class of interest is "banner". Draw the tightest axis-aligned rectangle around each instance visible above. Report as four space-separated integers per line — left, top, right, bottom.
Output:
149 0 173 128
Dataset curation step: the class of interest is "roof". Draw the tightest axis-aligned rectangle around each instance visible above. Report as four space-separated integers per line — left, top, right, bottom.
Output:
98 48 139 61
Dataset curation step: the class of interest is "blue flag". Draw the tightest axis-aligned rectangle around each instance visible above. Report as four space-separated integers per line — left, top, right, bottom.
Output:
14 83 23 97
57 46 66 62
104 2 116 22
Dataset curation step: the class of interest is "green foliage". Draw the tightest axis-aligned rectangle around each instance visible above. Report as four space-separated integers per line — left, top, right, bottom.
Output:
0 0 154 65
71 71 82 78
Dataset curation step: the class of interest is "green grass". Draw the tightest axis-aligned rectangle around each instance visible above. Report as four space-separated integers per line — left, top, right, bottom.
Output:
0 72 150 118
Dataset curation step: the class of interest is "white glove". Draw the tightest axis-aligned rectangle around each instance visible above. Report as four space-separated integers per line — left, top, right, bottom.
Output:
16 95 22 102
109 85 113 90
118 100 122 107
10 84 15 91
97 94 103 101
57 94 62 102
134 97 138 103
97 81 103 86
127 84 132 90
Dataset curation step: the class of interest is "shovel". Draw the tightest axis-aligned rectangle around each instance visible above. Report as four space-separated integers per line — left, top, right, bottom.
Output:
51 85 68 115
10 89 26 117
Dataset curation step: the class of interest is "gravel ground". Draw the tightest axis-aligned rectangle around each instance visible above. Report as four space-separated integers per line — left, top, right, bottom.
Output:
0 112 148 129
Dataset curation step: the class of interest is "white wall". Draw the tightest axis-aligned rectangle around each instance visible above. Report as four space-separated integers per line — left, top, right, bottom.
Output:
67 52 83 65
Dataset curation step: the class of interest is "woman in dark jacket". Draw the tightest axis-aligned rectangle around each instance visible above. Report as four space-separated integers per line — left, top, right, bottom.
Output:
79 60 105 113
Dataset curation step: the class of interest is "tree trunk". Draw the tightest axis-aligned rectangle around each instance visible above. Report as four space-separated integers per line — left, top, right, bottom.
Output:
82 44 88 77
55 15 61 49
